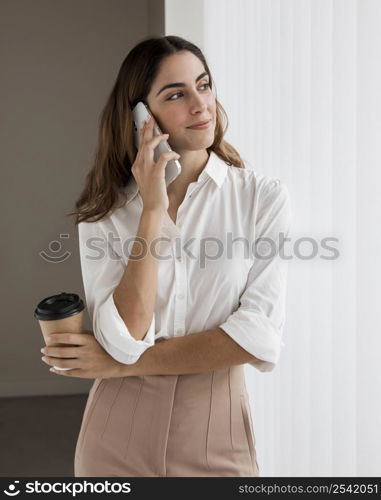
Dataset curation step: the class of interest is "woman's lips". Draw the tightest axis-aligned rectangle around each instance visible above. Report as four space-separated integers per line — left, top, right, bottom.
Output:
187 120 211 129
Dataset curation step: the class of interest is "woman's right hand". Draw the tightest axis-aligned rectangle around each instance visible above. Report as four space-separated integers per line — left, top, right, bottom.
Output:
131 115 180 213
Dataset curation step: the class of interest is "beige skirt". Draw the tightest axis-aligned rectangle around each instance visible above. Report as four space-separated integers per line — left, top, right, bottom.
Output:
74 364 260 477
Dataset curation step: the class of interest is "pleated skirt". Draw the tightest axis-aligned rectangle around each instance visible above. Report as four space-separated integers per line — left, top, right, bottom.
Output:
74 364 260 477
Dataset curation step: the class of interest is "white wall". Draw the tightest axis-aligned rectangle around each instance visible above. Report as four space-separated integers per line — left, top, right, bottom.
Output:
165 0 205 48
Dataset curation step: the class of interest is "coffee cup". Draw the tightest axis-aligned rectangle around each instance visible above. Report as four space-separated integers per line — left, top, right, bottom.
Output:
34 292 85 371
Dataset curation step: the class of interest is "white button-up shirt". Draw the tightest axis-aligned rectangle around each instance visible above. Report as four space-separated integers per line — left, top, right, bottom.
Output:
78 151 292 372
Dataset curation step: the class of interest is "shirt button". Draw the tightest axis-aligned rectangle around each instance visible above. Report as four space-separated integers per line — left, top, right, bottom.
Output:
178 293 185 300
176 255 182 261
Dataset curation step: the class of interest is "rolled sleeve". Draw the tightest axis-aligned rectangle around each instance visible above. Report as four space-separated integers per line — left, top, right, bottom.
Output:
219 178 292 373
78 219 155 365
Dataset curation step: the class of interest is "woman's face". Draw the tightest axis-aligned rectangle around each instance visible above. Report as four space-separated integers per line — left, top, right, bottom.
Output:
145 51 216 153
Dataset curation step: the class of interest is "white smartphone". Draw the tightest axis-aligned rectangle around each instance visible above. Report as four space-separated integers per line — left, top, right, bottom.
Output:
132 101 181 187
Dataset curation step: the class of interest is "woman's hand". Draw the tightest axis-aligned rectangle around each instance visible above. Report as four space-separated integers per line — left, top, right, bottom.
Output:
132 114 180 213
40 330 130 379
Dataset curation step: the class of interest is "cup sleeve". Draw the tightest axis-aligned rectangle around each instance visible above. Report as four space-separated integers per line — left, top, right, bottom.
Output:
218 179 292 373
78 220 155 364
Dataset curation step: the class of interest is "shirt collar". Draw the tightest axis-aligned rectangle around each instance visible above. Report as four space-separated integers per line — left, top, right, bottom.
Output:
123 150 228 206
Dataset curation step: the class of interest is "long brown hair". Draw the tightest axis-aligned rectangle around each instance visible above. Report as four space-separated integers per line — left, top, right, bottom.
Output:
66 35 245 225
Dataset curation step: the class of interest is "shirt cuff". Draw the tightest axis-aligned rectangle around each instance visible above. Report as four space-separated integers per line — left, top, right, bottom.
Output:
219 310 282 373
94 293 155 365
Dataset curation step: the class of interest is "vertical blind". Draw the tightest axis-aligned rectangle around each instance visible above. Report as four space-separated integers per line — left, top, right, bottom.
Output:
200 0 381 476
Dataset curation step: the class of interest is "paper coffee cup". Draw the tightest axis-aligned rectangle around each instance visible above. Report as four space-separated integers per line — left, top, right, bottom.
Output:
34 292 85 371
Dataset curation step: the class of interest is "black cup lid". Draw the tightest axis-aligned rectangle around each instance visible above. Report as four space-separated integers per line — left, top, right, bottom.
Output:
34 292 85 321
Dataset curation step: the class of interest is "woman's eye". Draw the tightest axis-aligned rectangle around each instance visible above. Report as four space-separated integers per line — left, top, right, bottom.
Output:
167 83 210 101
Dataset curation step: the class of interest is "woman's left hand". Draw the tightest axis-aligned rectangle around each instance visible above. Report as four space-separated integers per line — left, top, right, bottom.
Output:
40 330 129 379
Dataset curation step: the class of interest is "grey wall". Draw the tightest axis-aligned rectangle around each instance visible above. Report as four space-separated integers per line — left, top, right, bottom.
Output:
0 0 165 397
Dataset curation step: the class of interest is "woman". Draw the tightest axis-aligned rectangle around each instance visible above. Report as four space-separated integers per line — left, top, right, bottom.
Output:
41 35 292 477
